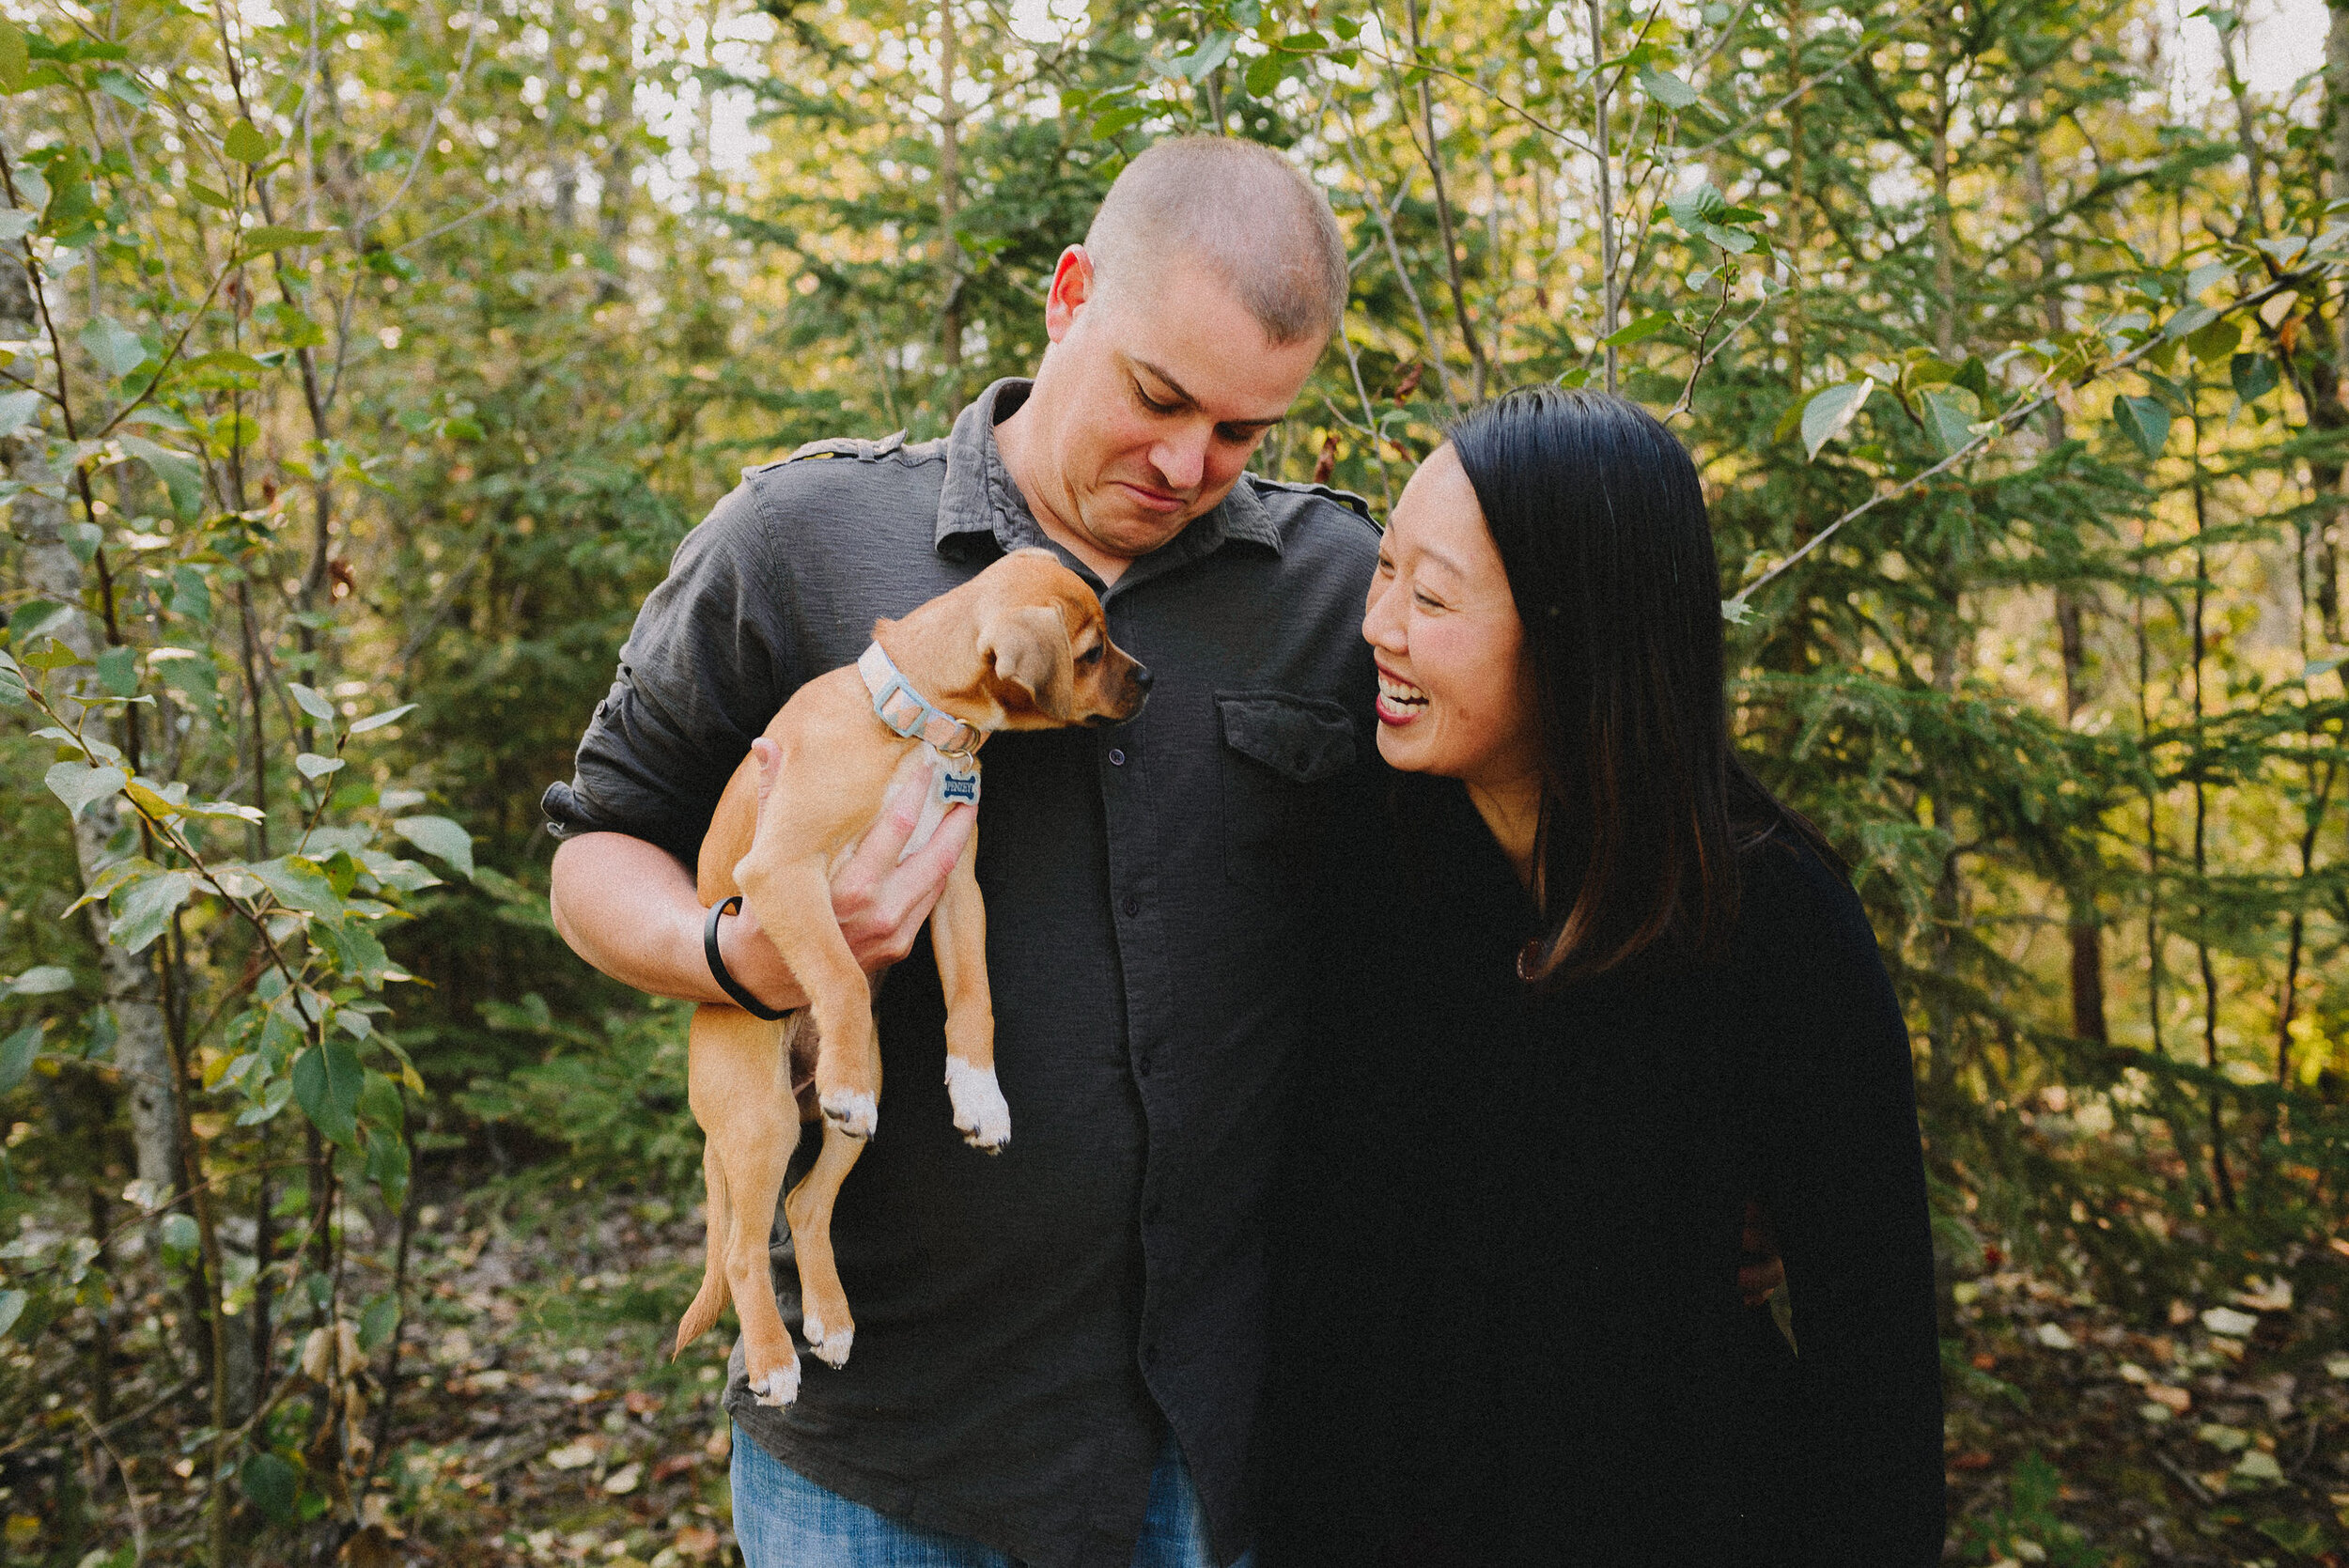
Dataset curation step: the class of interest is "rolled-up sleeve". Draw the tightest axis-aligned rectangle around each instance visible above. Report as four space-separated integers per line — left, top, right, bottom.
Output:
542 478 801 867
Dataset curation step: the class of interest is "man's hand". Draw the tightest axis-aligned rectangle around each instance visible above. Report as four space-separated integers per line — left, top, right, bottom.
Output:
714 742 975 1006
548 753 974 1014
1738 1198 1786 1308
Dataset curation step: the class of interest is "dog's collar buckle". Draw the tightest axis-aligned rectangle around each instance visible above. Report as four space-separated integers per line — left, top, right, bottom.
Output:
858 642 985 757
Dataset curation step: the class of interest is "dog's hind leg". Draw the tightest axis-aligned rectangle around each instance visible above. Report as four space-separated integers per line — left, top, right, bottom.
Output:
671 1136 731 1358
784 1021 876 1368
687 1004 803 1406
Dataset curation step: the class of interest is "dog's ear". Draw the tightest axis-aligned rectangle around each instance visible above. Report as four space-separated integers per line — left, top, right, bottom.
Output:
976 603 1070 718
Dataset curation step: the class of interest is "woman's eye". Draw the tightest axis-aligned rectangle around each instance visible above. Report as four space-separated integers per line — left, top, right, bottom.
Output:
1414 591 1444 610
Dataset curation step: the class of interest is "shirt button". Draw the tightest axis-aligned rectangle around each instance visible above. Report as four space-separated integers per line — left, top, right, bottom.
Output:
1109 747 1126 766
1122 894 1140 916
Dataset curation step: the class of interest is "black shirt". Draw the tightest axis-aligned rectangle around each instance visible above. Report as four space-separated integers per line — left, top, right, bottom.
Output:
544 380 1381 1568
1260 774 1947 1567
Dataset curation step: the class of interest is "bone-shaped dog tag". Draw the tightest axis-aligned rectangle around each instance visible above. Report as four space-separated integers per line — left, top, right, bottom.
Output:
901 744 981 862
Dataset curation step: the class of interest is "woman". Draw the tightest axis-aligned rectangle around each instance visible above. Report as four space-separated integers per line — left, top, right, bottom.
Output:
1259 389 1945 1566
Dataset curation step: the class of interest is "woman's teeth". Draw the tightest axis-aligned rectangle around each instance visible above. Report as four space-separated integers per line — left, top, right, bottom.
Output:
1377 673 1427 707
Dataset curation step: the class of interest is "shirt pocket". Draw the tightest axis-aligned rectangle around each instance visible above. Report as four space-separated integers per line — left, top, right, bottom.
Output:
1216 691 1358 886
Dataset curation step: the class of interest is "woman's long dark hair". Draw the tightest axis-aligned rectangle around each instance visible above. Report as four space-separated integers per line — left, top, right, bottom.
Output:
1447 385 1843 984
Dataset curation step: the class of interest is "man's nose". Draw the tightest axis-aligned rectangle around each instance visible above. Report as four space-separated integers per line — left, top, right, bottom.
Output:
1151 428 1209 491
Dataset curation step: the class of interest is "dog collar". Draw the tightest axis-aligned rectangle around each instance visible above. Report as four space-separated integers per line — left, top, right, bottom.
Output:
858 642 985 758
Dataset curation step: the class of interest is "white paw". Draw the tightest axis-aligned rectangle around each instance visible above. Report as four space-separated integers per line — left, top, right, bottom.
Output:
748 1358 800 1407
943 1058 1011 1152
807 1323 853 1368
820 1090 878 1141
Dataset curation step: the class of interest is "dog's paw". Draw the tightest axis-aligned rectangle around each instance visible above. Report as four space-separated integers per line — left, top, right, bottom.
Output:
819 1090 878 1141
943 1058 1011 1153
807 1322 854 1369
746 1358 801 1408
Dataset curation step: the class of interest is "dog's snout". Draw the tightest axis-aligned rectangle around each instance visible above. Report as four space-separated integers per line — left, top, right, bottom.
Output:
1129 664 1153 692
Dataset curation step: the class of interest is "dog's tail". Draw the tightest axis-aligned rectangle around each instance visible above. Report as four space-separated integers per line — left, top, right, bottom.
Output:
673 1139 733 1359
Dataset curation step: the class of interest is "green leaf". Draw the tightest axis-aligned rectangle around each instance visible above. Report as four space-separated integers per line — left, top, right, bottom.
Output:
159 1211 199 1252
392 815 474 880
224 120 273 163
0 387 40 438
0 1023 41 1092
171 566 212 625
288 682 336 722
1665 181 1724 232
295 751 346 780
2112 394 2171 458
1090 104 1148 140
185 179 233 210
8 599 72 646
95 69 148 108
0 20 27 92
79 316 148 378
292 1039 363 1147
356 1068 405 1133
2252 1516 2328 1556
241 1452 299 1524
1799 380 1874 461
45 761 127 820
95 644 137 697
1602 313 1673 348
1919 384 1983 457
240 225 329 254
347 703 416 735
2186 314 2241 364
0 1289 24 1341
1244 51 1287 99
110 869 194 955
1174 30 1236 80
358 1292 400 1353
6 965 71 998
117 435 202 520
2231 352 2278 404
2163 302 2219 341
247 857 344 920
1635 64 1699 107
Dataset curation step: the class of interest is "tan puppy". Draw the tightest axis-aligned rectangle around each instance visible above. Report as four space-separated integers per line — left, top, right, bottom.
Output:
671 548 1150 1407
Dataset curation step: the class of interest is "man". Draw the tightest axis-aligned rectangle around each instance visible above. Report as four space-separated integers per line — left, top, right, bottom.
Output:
545 135 1374 1568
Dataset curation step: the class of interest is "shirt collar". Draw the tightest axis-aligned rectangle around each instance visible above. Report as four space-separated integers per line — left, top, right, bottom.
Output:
935 378 1283 562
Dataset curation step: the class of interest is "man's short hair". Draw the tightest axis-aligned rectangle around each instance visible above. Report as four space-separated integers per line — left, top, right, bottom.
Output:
1084 135 1349 347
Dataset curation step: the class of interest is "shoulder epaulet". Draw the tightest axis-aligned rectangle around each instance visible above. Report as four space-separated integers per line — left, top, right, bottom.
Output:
1248 474 1377 525
743 430 909 478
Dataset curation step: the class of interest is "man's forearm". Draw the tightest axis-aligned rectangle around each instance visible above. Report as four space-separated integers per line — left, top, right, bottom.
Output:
549 831 811 1010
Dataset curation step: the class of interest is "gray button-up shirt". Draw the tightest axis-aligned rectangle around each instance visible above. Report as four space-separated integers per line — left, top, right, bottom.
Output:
544 380 1380 1568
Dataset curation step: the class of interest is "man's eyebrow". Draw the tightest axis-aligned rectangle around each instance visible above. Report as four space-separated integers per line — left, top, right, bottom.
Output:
1132 358 1283 429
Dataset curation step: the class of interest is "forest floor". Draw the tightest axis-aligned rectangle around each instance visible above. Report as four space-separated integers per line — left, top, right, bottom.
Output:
5 1179 2347 1566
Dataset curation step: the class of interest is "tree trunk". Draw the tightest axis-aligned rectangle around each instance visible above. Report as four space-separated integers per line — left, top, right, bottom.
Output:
0 262 185 1267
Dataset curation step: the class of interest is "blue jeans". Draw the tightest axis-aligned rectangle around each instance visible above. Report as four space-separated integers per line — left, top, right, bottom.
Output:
729 1422 1251 1568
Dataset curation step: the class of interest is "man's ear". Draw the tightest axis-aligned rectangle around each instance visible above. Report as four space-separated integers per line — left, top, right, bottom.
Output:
976 604 1070 717
1044 246 1094 344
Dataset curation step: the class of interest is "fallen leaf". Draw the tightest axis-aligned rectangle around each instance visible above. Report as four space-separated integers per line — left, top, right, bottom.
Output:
676 1526 720 1559
625 1389 661 1415
2232 1277 2293 1312
2034 1322 2077 1351
2201 1306 2260 1338
2145 1385 2191 1415
602 1462 643 1495
1951 1450 1995 1470
545 1442 599 1471
651 1453 698 1483
703 1426 732 1460
1971 1353 1998 1371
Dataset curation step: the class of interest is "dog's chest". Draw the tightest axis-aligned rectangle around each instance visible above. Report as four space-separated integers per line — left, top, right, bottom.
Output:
824 742 982 877
903 743 981 861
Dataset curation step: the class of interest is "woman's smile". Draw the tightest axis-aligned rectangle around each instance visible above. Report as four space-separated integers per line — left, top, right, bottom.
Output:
1374 663 1429 724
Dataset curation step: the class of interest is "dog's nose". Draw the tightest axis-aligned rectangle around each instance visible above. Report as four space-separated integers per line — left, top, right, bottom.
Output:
1129 664 1153 691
